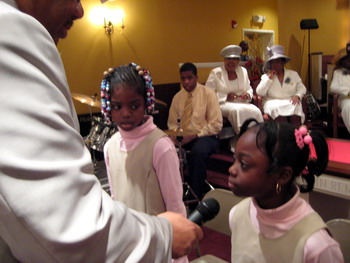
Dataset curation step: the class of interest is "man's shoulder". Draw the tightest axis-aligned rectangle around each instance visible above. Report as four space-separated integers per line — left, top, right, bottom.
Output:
198 83 216 96
173 88 186 98
170 89 186 106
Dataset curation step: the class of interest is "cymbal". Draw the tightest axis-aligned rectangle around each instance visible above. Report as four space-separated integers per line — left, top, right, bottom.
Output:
71 93 101 108
155 98 167 107
163 128 195 137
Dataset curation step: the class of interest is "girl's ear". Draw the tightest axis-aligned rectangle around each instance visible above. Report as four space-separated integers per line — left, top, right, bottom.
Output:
277 166 293 185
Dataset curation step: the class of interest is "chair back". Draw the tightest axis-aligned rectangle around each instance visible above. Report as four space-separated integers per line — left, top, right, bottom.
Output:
203 189 243 236
326 218 350 263
190 254 228 263
328 93 345 138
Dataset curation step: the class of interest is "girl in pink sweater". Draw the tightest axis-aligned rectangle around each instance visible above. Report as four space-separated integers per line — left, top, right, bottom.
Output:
101 63 187 263
228 119 343 263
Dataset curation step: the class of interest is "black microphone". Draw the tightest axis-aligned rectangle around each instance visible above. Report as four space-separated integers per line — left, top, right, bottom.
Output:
188 198 220 226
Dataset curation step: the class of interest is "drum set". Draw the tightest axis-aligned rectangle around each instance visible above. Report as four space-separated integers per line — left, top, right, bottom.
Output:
72 93 117 174
84 116 117 152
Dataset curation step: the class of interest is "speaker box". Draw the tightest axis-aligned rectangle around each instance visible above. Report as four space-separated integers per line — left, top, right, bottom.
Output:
300 19 319 29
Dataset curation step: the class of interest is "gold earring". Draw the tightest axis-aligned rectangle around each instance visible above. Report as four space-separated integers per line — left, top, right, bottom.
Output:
276 183 281 194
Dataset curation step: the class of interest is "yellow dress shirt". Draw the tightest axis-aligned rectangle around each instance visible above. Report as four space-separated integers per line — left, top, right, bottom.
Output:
168 83 223 137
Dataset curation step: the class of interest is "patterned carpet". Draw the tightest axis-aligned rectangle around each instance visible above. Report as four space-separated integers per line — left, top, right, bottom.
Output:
188 226 231 262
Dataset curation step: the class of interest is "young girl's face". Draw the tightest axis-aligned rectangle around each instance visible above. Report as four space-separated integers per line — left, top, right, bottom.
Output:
228 128 277 199
110 83 145 131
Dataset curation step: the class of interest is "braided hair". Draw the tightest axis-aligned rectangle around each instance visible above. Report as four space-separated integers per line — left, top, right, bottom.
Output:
100 63 155 123
238 119 329 192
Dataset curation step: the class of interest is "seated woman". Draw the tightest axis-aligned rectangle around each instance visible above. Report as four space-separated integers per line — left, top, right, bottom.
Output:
330 42 350 135
256 45 306 126
205 44 263 150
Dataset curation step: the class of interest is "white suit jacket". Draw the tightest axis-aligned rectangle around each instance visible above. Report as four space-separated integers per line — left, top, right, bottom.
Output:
0 1 172 262
206 65 253 104
330 68 350 98
256 68 306 101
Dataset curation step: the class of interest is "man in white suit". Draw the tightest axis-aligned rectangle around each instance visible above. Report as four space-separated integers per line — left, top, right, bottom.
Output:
0 0 202 262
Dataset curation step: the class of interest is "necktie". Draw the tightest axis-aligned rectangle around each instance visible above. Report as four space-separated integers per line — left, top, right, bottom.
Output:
181 92 192 129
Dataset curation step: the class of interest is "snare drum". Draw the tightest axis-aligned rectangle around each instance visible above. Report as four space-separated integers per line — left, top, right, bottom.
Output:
84 117 117 152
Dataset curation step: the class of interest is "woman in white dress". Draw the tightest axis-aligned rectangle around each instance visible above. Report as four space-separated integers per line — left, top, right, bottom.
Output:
330 42 350 134
256 45 306 126
206 45 263 137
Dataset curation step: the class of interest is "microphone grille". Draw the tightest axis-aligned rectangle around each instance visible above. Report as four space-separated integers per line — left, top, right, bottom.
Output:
198 197 220 220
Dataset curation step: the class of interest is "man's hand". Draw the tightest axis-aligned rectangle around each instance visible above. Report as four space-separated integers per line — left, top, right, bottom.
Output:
158 212 203 259
169 136 177 145
181 135 197 145
171 135 197 146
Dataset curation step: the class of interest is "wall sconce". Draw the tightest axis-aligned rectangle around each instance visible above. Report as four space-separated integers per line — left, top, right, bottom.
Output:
104 18 114 35
252 15 266 24
89 6 125 36
104 9 125 35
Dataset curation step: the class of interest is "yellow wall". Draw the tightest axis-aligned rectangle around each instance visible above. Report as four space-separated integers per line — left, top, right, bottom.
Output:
58 0 348 114
278 0 349 85
58 0 278 114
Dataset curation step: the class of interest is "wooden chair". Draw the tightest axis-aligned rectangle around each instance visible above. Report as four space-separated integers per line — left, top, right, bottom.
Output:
202 189 242 236
328 93 345 138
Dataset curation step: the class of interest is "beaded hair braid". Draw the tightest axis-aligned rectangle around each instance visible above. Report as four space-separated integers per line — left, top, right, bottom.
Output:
100 62 155 123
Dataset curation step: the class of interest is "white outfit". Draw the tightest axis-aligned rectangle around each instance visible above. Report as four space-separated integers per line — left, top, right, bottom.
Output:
0 1 172 262
206 65 263 134
330 68 350 133
256 68 307 123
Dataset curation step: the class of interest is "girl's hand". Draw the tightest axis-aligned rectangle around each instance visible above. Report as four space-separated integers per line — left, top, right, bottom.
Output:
290 96 301 105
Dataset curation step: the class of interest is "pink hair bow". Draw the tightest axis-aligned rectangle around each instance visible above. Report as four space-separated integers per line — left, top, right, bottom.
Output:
294 126 312 149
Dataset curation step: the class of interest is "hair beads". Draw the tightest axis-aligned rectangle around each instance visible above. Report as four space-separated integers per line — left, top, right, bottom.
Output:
101 77 111 123
100 63 156 124
130 62 156 114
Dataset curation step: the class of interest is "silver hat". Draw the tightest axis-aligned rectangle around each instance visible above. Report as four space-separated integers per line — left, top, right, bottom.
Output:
265 45 291 63
263 45 291 72
220 45 242 59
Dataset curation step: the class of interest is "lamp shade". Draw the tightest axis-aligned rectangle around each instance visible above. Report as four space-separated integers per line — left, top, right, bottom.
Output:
300 19 319 30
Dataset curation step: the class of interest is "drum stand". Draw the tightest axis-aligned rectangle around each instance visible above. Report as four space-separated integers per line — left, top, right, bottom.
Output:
176 136 200 206
89 116 99 173
87 103 99 174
